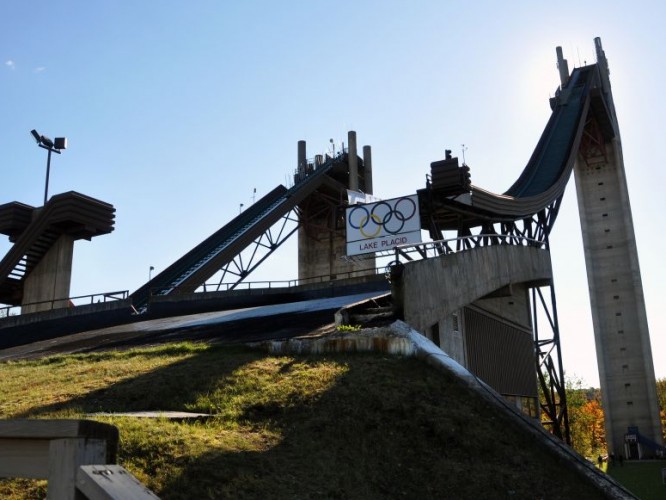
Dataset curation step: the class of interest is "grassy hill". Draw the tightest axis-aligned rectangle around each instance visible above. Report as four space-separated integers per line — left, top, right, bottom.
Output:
0 341 619 499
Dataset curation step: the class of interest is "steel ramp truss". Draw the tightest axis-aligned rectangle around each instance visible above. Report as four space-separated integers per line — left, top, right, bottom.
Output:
203 206 300 292
204 187 344 291
532 284 571 445
424 196 563 254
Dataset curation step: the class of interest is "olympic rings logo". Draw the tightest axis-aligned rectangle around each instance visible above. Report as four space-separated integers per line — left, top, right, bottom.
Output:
348 197 417 238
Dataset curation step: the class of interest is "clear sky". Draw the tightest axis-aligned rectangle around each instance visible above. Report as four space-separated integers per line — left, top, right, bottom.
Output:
2 1 664 387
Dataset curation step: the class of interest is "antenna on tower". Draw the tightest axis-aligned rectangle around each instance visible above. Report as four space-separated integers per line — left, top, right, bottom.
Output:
461 144 468 165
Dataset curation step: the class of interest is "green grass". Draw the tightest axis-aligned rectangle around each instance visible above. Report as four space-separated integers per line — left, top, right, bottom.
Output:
0 341 611 499
336 324 362 333
607 461 666 500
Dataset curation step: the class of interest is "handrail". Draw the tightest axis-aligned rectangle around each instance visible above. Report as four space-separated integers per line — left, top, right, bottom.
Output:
147 266 385 296
0 290 129 318
384 234 545 265
190 234 544 292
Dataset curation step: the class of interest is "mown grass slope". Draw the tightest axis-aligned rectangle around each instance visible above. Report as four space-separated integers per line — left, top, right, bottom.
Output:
607 461 665 500
0 342 609 499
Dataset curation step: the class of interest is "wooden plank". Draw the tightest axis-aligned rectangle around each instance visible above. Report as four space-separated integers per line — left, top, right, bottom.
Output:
47 438 107 500
0 419 118 442
0 438 50 478
77 465 160 500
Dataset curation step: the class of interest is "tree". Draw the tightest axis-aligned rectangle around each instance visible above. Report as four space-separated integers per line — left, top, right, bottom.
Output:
542 376 607 458
571 379 605 457
656 377 666 442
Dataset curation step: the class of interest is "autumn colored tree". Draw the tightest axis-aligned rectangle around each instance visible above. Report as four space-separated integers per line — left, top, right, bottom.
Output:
539 376 606 458
543 377 665 456
562 377 607 458
656 377 666 442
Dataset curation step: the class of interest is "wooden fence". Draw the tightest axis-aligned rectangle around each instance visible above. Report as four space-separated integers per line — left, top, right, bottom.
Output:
0 419 159 499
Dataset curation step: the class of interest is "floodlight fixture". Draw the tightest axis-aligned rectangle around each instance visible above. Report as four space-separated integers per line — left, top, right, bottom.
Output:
30 129 68 205
40 135 54 148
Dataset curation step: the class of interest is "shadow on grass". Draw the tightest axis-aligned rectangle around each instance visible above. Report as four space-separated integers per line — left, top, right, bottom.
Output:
152 355 610 500
12 347 614 499
15 344 265 416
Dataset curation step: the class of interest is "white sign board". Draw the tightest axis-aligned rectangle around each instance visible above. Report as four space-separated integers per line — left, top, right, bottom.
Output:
346 194 421 256
347 189 381 205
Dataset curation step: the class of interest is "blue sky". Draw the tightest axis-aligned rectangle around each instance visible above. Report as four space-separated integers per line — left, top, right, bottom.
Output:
2 1 665 386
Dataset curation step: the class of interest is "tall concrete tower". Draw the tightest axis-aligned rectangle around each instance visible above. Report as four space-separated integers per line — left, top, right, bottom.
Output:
570 39 663 457
297 131 376 282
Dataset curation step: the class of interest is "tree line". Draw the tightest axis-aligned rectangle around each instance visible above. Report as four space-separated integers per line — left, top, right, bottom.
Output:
550 377 666 459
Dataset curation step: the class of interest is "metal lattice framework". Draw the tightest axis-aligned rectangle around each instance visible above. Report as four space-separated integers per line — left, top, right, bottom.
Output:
532 285 571 444
205 206 301 292
202 186 345 292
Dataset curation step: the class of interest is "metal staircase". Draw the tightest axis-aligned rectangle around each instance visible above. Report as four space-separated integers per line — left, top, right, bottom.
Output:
0 192 115 306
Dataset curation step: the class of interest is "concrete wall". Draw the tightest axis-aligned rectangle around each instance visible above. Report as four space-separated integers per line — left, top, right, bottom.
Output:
472 283 532 329
396 246 550 400
400 245 552 335
22 234 74 313
298 221 356 281
574 137 663 456
430 310 466 366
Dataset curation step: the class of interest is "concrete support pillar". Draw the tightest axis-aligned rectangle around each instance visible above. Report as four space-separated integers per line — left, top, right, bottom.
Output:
297 140 307 178
348 131 358 192
22 234 74 313
575 138 663 457
297 131 375 283
556 46 569 87
594 37 612 97
363 145 373 194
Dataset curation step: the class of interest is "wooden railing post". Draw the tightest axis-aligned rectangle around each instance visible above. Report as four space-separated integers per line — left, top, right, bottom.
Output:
0 420 117 498
0 419 159 499
48 438 108 500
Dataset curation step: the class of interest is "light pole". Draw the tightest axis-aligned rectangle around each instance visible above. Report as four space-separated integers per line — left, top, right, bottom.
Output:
31 129 67 205
148 266 155 298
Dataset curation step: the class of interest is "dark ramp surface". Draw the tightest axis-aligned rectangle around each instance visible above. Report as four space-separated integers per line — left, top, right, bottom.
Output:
422 63 608 230
0 292 382 361
470 65 597 217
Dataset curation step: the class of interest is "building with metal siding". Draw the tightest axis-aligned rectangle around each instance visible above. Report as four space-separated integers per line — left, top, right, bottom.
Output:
463 305 537 404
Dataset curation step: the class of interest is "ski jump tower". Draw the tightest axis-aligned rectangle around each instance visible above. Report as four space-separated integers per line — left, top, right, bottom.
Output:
566 39 662 458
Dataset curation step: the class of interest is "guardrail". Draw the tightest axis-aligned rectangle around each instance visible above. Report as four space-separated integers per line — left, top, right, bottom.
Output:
181 234 545 295
380 234 545 265
148 266 385 296
0 290 129 318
